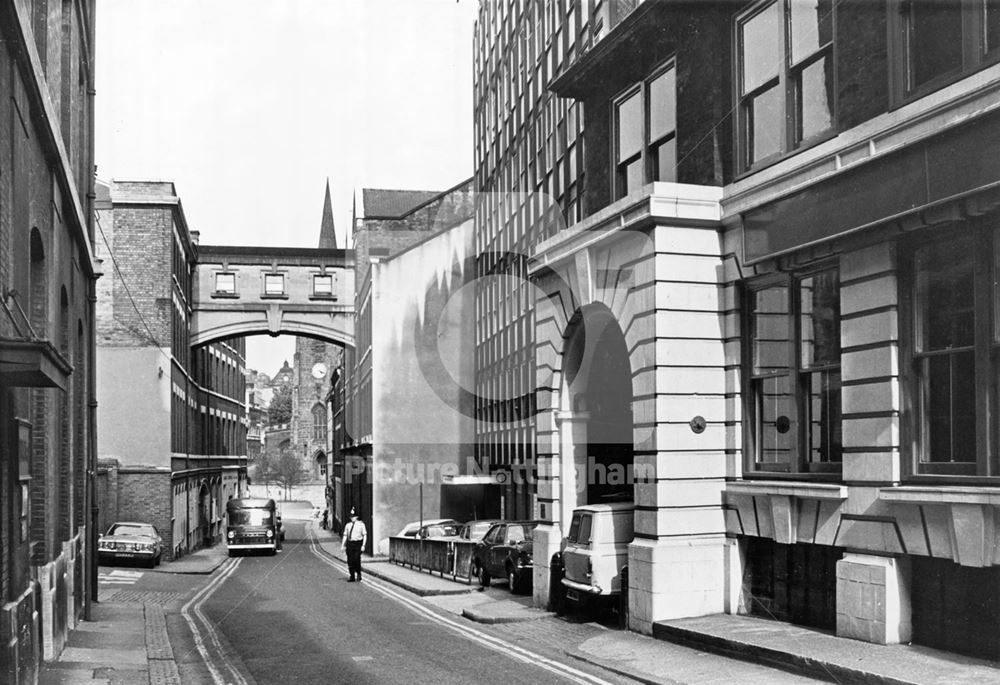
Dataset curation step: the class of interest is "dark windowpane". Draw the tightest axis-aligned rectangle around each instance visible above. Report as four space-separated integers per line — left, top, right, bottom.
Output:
922 352 976 463
749 85 782 164
906 0 963 91
616 91 643 162
649 66 676 142
753 286 790 375
806 370 842 463
797 55 834 142
800 270 839 368
652 138 677 183
741 2 780 94
789 0 834 64
914 237 975 352
988 0 1000 53
757 375 795 467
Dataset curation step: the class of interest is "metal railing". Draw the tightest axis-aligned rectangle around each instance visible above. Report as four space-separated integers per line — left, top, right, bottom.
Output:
388 536 476 583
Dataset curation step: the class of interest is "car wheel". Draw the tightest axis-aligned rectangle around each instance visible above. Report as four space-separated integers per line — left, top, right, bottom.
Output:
154 554 161 567
478 563 491 588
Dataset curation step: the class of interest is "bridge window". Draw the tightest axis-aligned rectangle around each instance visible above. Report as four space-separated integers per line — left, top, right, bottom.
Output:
215 272 236 295
263 273 285 297
313 274 334 298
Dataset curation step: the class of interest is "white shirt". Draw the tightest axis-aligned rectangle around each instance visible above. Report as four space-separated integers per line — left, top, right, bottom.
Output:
343 519 367 542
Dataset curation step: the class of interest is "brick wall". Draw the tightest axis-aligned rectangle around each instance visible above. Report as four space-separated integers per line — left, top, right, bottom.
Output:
116 469 173 556
96 203 173 347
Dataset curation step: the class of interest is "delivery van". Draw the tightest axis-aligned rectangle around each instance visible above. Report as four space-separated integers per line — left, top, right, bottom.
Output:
560 502 634 608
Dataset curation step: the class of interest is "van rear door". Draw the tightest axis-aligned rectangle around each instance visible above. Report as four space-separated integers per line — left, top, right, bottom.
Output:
562 512 593 585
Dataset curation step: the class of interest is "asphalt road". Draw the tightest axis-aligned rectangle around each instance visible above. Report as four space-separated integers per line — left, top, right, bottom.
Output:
198 520 619 685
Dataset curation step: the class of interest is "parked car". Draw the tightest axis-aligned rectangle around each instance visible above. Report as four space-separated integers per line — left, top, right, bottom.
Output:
471 521 539 594
377 518 460 555
559 502 634 612
457 519 503 543
416 521 462 539
396 518 460 538
98 522 164 568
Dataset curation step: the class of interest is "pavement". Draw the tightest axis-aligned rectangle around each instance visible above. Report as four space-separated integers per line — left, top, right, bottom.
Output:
39 524 1000 685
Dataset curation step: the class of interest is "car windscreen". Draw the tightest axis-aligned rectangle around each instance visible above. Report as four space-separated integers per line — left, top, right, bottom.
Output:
508 524 535 543
108 524 151 537
229 509 273 526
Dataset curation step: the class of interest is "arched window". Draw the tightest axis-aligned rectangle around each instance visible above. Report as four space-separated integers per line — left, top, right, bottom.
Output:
312 403 327 443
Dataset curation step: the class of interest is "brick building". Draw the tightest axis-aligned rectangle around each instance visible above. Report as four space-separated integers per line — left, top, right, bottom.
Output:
0 1 99 681
474 0 1000 660
95 180 248 561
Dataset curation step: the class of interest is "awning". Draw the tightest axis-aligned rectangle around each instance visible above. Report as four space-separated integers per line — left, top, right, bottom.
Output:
0 338 72 390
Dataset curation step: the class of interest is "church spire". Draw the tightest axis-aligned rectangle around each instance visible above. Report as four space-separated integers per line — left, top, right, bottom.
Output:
318 178 337 249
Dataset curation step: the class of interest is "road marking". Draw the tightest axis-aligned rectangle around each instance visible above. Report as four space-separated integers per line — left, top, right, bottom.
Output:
352 656 374 662
307 527 614 685
180 557 250 685
98 570 144 585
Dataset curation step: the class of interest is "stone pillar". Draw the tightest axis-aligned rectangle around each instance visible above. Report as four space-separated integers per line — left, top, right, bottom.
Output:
836 553 912 644
533 410 590 609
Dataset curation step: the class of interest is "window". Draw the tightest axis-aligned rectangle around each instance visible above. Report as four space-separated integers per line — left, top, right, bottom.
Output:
313 274 334 297
613 61 678 200
263 273 285 296
747 267 841 473
737 0 834 172
903 229 998 476
895 0 1000 99
215 272 236 295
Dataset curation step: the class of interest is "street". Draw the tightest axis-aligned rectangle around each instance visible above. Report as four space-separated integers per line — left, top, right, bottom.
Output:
166 519 635 685
81 515 834 685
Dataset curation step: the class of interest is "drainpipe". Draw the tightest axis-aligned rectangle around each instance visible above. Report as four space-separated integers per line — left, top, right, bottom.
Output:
84 0 99 621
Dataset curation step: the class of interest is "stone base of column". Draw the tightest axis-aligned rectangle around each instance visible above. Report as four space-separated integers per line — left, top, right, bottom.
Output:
627 536 727 634
836 553 912 644
532 524 562 609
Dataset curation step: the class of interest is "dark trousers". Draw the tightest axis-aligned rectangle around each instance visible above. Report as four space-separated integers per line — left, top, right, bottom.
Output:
346 540 363 579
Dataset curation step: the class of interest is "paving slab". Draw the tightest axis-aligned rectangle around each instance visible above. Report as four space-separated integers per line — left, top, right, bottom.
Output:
654 614 1000 685
461 598 554 624
155 545 228 574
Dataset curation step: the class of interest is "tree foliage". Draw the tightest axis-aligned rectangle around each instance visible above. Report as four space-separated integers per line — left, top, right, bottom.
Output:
269 382 292 424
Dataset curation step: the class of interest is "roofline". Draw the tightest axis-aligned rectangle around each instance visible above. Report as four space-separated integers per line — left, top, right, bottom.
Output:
359 177 474 220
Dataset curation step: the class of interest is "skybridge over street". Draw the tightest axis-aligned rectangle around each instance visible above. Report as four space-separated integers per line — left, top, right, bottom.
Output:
190 245 355 347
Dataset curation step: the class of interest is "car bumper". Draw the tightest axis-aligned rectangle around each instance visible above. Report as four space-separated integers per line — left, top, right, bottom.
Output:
227 543 276 550
561 577 613 596
99 550 155 562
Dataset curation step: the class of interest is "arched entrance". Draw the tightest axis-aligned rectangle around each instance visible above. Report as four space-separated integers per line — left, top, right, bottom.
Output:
198 481 211 548
562 304 634 505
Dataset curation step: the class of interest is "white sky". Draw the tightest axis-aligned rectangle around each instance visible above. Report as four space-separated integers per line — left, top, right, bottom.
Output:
95 0 478 375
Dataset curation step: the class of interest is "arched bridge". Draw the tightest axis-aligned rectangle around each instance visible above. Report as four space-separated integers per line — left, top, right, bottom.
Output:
191 245 354 347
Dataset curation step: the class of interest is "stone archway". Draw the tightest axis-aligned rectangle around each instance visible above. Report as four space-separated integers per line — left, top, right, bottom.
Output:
561 304 634 506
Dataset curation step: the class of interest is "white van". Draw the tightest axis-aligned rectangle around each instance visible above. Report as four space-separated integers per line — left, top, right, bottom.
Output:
560 502 634 605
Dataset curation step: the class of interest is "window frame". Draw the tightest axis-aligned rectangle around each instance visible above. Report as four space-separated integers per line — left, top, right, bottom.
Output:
890 0 1000 106
312 273 335 299
262 272 286 298
213 272 237 297
735 0 837 174
743 262 843 477
899 223 998 480
610 57 679 200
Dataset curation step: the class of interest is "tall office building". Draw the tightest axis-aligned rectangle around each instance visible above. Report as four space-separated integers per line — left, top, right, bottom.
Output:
474 0 1000 660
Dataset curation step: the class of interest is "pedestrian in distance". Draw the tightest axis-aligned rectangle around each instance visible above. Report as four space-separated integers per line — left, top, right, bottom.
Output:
341 507 367 582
